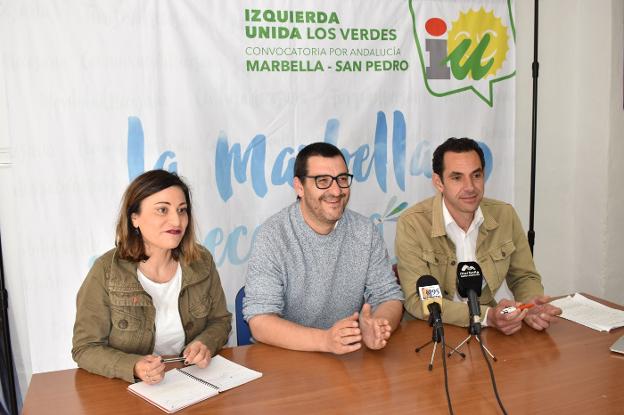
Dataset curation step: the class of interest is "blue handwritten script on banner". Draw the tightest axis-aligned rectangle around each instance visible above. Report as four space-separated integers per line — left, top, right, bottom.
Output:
212 111 492 202
126 114 493 266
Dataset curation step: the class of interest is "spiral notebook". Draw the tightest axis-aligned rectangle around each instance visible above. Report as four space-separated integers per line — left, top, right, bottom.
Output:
127 355 262 413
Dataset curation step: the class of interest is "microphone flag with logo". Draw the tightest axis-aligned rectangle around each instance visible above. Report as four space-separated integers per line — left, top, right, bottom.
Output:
456 261 483 334
417 275 443 319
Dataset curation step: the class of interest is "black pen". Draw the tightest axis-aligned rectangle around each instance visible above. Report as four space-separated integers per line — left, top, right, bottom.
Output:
161 356 186 364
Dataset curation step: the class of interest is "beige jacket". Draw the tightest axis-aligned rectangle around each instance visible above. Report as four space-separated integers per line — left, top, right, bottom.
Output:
395 193 544 327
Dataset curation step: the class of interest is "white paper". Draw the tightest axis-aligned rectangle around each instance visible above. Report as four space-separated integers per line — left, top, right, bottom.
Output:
128 369 217 413
550 293 624 332
180 355 263 392
128 355 262 413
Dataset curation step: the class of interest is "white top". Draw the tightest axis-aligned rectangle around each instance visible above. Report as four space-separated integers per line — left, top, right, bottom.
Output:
442 198 484 265
442 198 491 325
138 263 185 356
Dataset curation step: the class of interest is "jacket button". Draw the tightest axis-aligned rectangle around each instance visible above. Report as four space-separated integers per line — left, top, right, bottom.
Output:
118 319 128 329
185 322 193 331
450 260 456 266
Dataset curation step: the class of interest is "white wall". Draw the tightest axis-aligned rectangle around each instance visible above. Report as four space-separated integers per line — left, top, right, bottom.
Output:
605 0 624 302
515 0 624 304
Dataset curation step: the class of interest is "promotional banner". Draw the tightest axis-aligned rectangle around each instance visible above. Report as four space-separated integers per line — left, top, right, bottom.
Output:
0 0 516 382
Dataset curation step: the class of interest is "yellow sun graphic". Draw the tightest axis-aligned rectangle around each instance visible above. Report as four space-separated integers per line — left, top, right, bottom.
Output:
447 8 509 79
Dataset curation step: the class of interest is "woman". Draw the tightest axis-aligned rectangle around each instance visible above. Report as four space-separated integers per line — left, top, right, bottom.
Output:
72 170 231 384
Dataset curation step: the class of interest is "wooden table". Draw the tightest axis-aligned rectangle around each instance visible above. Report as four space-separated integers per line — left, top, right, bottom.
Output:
24 300 624 414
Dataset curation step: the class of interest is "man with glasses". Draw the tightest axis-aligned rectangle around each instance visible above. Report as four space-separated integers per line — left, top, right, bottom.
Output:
243 142 404 354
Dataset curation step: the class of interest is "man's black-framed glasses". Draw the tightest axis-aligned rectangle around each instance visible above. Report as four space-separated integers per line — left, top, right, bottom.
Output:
303 173 354 189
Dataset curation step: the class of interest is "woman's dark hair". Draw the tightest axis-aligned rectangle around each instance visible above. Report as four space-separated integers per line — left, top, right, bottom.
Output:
115 170 200 264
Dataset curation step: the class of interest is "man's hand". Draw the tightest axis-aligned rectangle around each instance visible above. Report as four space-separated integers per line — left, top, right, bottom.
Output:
488 299 527 335
183 340 212 368
523 295 562 331
359 303 392 350
323 312 362 354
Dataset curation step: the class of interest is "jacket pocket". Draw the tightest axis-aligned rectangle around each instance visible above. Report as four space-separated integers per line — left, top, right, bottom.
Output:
109 308 143 352
181 294 214 341
490 240 515 261
189 296 213 319
420 249 439 266
418 249 455 297
487 240 516 283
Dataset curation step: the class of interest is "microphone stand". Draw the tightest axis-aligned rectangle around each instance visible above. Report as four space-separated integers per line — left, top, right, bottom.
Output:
416 314 465 370
449 294 497 361
415 314 458 414
448 324 497 361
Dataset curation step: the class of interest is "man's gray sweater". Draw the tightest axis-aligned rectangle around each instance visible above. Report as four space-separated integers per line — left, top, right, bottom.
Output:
243 201 404 330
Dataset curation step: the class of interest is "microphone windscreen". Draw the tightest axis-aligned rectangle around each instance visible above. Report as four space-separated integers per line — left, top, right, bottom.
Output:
456 261 483 297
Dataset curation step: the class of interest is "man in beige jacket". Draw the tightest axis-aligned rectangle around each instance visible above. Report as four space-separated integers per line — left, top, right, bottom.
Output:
396 137 561 335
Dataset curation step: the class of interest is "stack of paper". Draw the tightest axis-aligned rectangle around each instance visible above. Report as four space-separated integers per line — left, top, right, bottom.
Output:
550 293 624 332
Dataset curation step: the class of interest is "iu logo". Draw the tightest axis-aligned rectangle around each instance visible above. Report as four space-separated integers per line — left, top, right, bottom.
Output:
410 1 516 106
424 9 510 81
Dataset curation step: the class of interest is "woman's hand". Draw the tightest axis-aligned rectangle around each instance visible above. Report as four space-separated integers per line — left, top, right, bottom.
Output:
183 341 212 368
133 354 165 384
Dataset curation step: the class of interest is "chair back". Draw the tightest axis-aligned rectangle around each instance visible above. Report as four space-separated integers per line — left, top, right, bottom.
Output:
235 286 253 346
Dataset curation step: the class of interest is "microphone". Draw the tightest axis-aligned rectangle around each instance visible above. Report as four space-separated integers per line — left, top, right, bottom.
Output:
416 275 443 327
415 274 467 365
456 262 483 334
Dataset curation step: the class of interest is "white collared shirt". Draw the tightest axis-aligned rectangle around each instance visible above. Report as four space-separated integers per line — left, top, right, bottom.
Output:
442 198 491 325
442 198 484 267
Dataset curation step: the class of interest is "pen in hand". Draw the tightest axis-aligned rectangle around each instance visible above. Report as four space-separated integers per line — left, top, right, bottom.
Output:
161 356 187 364
501 303 535 314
